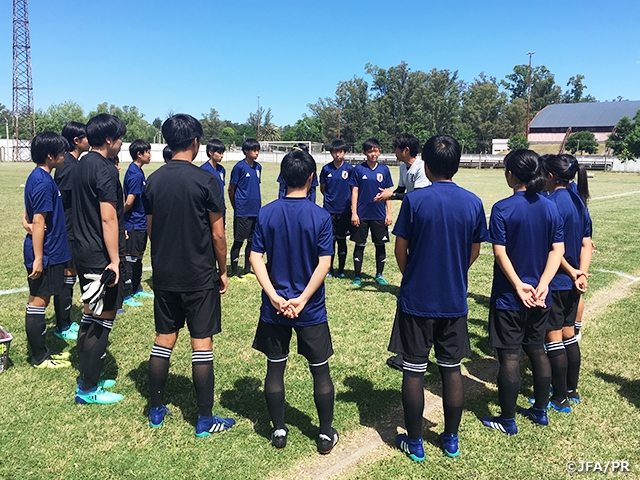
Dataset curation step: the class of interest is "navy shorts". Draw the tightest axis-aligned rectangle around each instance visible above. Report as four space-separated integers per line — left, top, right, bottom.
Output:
253 320 333 365
153 286 221 338
488 304 550 349
388 306 470 366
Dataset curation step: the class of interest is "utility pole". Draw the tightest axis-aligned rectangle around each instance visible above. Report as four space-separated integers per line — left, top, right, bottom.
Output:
525 51 535 140
336 83 341 140
257 95 261 141
13 0 35 161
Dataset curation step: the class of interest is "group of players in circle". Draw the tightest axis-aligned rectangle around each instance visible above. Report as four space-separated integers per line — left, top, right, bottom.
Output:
21 112 591 460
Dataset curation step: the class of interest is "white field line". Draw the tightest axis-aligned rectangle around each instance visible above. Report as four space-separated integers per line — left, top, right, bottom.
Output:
596 269 640 283
591 190 640 201
0 287 28 295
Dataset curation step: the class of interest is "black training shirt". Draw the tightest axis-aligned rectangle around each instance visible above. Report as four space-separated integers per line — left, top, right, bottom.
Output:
71 151 125 268
143 160 224 292
54 152 79 241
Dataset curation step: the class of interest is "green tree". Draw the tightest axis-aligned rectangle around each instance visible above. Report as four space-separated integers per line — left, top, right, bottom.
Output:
411 68 462 136
561 75 596 103
0 104 11 137
152 117 162 130
307 96 338 144
35 101 86 134
565 131 598 155
200 108 225 142
281 115 323 142
606 112 640 162
461 74 508 153
501 65 562 114
337 76 372 147
501 97 528 137
507 134 530 151
88 103 157 142
220 126 236 147
606 116 634 156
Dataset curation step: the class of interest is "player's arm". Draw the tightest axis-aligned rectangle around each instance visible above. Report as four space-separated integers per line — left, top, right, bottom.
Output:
320 183 326 196
22 210 34 234
228 184 236 210
374 186 406 202
574 237 593 293
282 255 332 318
249 251 288 314
28 212 46 279
209 211 227 294
124 193 136 213
385 199 392 226
100 201 120 286
469 243 481 267
146 214 152 237
493 244 538 308
351 186 360 226
534 242 564 305
395 236 409 275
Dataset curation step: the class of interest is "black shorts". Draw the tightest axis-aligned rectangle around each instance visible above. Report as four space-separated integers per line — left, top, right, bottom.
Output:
252 320 334 365
234 216 257 242
26 263 65 298
154 287 221 338
331 212 351 240
388 306 470 366
548 289 580 331
350 219 389 246
125 229 148 258
77 263 125 313
488 304 550 349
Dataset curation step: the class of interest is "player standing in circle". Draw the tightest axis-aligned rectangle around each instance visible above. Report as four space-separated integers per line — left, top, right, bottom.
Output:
143 114 234 435
349 138 393 287
389 135 487 461
540 154 592 412
481 149 564 435
201 139 227 224
320 139 354 278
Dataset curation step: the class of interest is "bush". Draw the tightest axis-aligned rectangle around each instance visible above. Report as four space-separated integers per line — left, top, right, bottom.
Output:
507 134 530 151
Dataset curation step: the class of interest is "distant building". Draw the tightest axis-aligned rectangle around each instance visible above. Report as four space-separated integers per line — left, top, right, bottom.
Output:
492 139 509 154
528 101 640 143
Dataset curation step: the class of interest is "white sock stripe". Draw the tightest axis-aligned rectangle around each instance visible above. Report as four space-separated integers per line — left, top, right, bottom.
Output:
267 356 288 363
308 359 329 367
151 345 173 358
574 321 582 327
437 360 461 368
100 353 106 360
545 341 565 351
402 360 428 373
26 305 46 314
63 276 77 285
563 336 578 346
91 317 114 329
192 351 213 363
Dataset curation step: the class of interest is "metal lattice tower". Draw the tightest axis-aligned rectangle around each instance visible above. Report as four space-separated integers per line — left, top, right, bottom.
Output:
13 0 35 161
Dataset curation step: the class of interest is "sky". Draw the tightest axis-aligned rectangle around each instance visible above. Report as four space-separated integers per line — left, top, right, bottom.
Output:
1 0 639 127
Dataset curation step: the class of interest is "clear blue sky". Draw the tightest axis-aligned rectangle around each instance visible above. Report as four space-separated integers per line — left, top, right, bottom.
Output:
1 0 638 127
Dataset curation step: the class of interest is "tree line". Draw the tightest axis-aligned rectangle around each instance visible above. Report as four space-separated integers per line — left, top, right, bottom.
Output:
2 61 637 157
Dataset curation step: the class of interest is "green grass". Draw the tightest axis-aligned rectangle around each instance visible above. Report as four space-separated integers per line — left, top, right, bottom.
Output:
0 161 639 479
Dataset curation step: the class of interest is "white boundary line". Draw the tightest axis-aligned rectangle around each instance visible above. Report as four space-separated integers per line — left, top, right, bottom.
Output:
591 190 640 201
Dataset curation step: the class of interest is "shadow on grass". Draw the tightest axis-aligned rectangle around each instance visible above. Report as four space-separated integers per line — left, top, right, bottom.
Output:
127 361 199 425
467 292 491 309
595 371 640 410
219 376 319 441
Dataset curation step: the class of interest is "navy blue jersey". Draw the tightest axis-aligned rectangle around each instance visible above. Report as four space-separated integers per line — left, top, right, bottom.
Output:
252 197 333 326
53 152 79 241
489 192 564 310
567 181 592 236
320 161 354 214
277 172 318 202
123 162 147 231
229 159 262 217
547 188 591 291
349 162 393 220
24 167 71 268
393 181 488 318
201 161 226 204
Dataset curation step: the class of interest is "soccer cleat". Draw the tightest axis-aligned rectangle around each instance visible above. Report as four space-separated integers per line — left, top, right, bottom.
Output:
229 275 246 283
133 289 154 299
549 398 572 413
336 273 345 279
375 274 389 286
326 272 333 278
352 276 362 287
518 407 549 426
270 427 288 449
123 296 143 307
78 378 117 389
567 390 581 403
34 358 71 369
395 434 425 462
75 387 124 405
481 416 518 435
117 308 126 315
54 326 78 341
149 405 171 428
439 432 460 457
317 428 339 454
243 272 257 280
50 351 71 360
195 414 235 437
69 322 80 333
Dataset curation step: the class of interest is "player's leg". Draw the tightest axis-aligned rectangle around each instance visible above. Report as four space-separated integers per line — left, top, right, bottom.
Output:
230 217 244 278
546 291 571 412
351 221 368 286
370 221 389 285
53 265 78 339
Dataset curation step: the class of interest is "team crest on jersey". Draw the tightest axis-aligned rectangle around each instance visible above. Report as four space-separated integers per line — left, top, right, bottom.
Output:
377 173 383 182
409 174 415 183
342 170 348 179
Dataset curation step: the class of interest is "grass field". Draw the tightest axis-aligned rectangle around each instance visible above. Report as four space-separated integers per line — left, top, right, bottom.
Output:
0 160 639 480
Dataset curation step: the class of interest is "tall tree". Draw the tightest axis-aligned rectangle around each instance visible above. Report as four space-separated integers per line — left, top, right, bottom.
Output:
307 96 338 144
501 64 562 114
35 101 86 134
337 76 372 147
461 74 508 153
200 108 225 142
281 115 323 142
606 112 640 162
562 75 596 103
89 103 157 142
0 104 12 137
